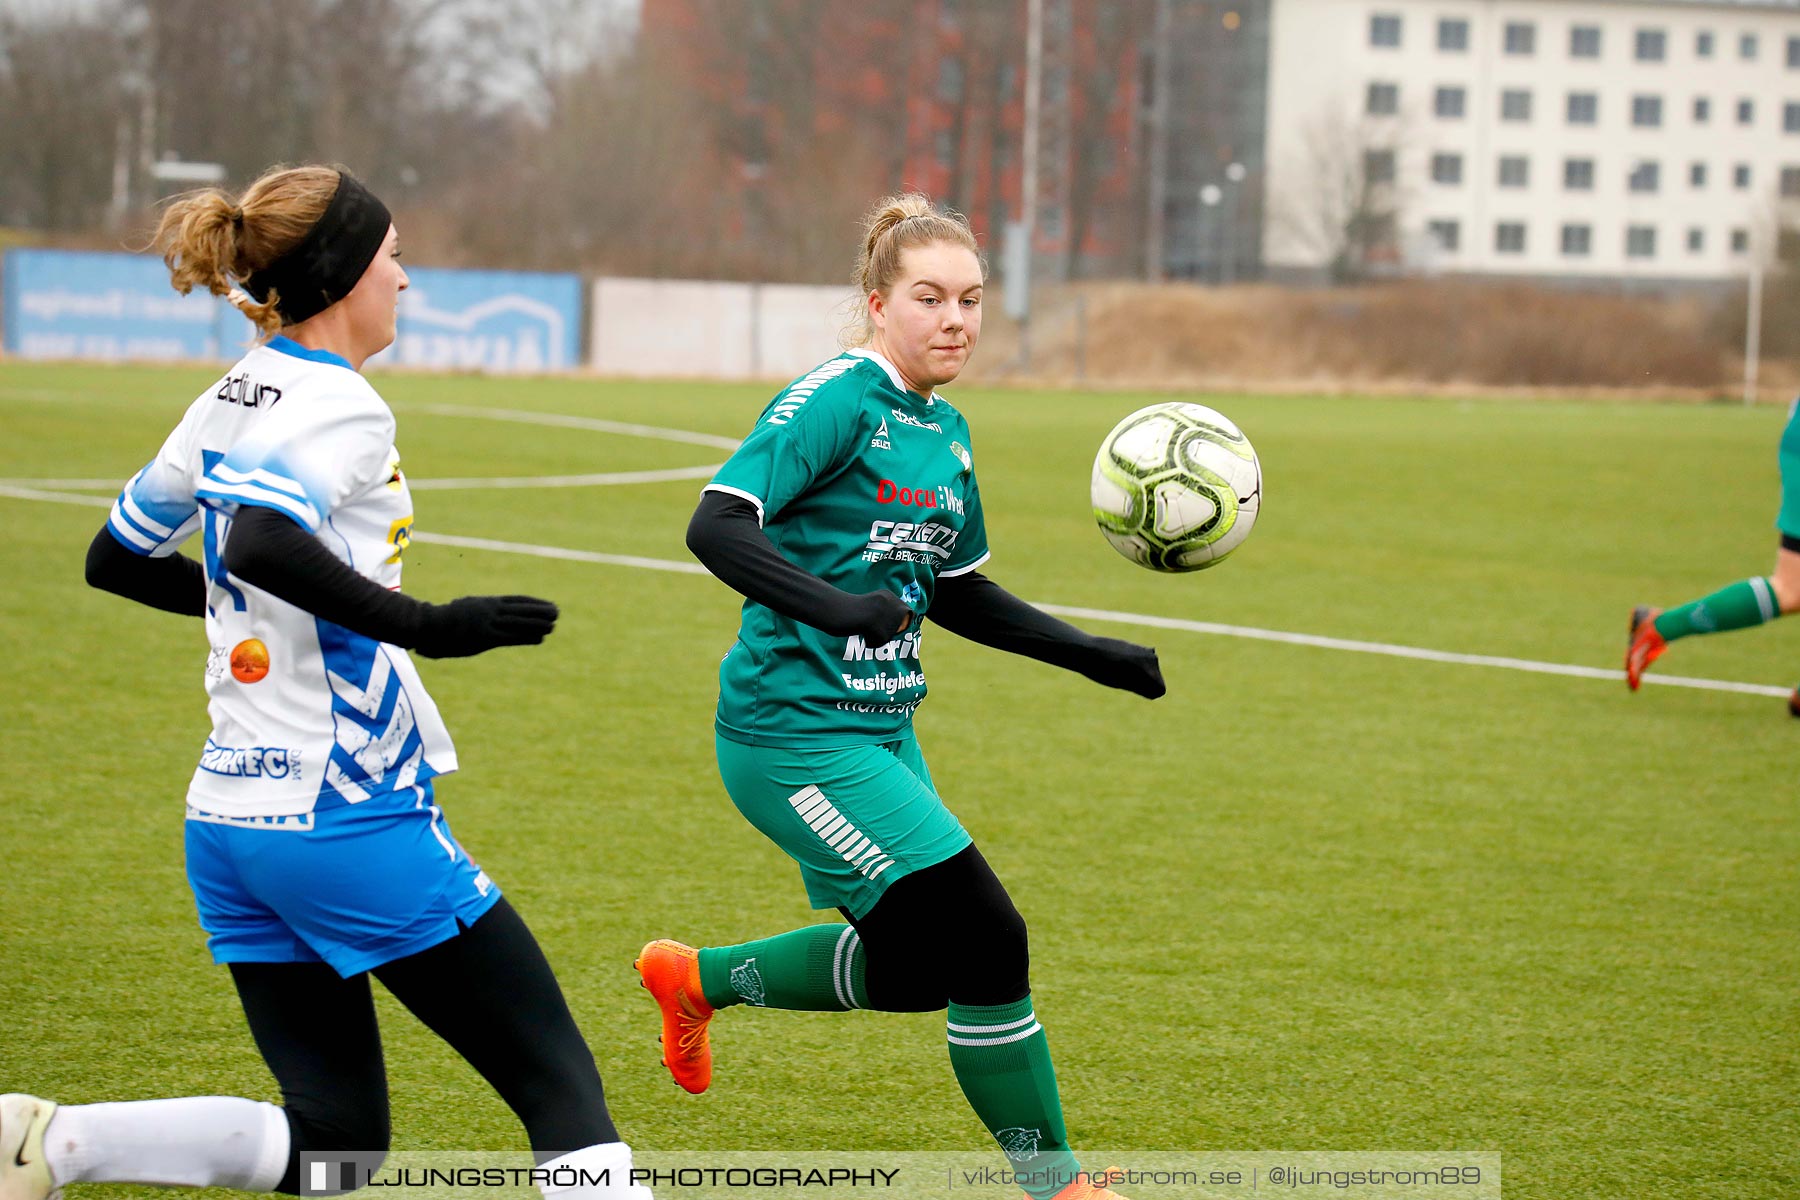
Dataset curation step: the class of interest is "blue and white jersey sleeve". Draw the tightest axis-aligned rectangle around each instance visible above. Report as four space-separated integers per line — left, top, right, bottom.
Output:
108 421 203 558
194 391 395 532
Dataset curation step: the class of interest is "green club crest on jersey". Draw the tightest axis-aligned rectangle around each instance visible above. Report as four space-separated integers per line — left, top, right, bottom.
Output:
949 441 971 470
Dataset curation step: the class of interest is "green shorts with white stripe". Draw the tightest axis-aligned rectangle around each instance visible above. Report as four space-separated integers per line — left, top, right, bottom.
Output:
714 730 973 919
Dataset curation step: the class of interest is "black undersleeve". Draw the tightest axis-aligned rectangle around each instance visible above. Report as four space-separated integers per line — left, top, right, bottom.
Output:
232 897 617 1193
686 489 909 643
222 506 427 646
840 844 1030 1011
84 527 206 616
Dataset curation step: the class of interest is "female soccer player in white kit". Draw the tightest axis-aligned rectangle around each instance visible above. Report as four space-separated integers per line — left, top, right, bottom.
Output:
0 165 649 1200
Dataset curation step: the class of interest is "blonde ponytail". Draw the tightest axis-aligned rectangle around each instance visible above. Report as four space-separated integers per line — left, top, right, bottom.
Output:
152 164 343 337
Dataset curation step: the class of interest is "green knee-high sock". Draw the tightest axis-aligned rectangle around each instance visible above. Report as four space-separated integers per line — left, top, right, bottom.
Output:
696 924 868 1011
947 996 1083 1200
1654 577 1782 642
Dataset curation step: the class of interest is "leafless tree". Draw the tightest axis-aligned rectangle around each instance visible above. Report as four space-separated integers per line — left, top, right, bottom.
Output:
1269 101 1411 284
0 5 131 230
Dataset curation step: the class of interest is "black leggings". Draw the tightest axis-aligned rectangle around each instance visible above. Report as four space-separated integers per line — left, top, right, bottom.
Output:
841 843 1031 1012
230 897 615 1194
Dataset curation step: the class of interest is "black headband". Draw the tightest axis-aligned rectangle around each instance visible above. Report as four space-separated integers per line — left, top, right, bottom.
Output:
242 173 391 325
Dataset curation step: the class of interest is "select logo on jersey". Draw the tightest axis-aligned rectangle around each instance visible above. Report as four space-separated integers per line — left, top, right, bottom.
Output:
198 739 301 780
230 638 271 683
843 628 923 662
767 357 857 425
862 519 959 564
876 479 965 515
869 417 892 450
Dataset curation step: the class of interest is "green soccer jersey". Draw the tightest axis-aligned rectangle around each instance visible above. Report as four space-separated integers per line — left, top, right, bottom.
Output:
707 348 990 747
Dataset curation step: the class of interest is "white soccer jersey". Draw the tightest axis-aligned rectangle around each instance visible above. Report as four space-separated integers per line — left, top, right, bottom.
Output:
107 336 456 816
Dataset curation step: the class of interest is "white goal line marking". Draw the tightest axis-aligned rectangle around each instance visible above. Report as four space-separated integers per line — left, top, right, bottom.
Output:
2 483 1784 699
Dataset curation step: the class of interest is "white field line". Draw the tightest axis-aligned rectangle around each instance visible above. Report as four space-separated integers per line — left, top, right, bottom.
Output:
410 465 721 490
5 482 1785 698
412 531 710 575
3 393 1785 699
420 531 1787 700
400 403 744 451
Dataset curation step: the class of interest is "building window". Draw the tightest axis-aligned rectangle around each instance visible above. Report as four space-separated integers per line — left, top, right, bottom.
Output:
1637 29 1667 61
1504 22 1535 56
1690 161 1708 188
1735 163 1752 189
1428 219 1460 252
1568 92 1598 125
1629 161 1661 193
1732 228 1749 253
1431 152 1464 185
1367 82 1399 115
1688 228 1705 253
1742 33 1759 61
1696 30 1714 59
1632 95 1663 127
1738 98 1756 126
1371 14 1401 47
1498 156 1530 188
1694 97 1711 124
1571 26 1601 59
1561 224 1591 256
1626 226 1657 259
1439 18 1468 52
1364 149 1396 185
1496 223 1527 254
1501 89 1532 122
1787 102 1800 132
1789 36 1800 68
1436 86 1467 119
1564 158 1595 190
1782 167 1800 197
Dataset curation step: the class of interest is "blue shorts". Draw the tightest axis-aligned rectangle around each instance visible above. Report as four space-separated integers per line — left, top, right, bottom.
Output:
184 782 501 978
715 730 972 919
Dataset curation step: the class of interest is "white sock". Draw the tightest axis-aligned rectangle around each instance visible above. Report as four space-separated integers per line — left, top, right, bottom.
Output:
539 1141 650 1199
44 1097 289 1190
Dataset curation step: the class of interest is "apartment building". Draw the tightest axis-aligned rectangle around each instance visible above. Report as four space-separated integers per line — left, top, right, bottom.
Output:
1265 0 1800 282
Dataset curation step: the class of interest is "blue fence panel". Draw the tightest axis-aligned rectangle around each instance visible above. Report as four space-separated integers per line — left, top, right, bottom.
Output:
374 267 584 373
2 249 245 362
3 251 584 373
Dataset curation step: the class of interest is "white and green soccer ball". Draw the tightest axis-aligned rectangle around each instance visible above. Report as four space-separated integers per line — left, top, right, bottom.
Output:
1090 402 1262 572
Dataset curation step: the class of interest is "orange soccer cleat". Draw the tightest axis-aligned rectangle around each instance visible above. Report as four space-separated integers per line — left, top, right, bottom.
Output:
634 939 715 1094
1625 606 1666 691
1030 1167 1130 1200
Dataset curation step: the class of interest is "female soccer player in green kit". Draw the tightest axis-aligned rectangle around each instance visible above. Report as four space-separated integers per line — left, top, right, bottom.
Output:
1626 396 1800 711
634 195 1163 1200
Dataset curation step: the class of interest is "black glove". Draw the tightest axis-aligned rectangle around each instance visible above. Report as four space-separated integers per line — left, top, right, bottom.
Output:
414 595 560 659
1081 638 1166 699
843 590 914 645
